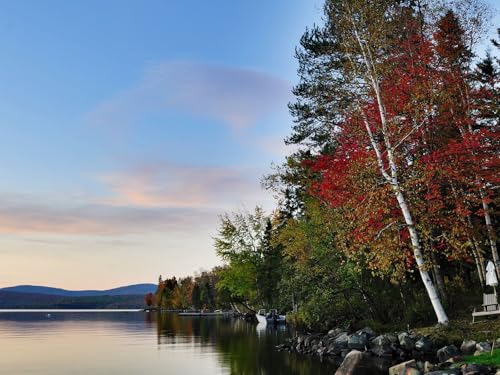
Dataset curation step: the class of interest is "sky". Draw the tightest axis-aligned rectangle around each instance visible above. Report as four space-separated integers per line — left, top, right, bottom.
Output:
0 0 325 289
0 1 498 290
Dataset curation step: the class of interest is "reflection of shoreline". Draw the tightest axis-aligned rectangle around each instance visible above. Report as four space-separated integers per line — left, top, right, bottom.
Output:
153 312 336 374
0 311 336 374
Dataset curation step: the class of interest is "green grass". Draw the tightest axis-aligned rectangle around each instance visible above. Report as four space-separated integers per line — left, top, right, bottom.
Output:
464 349 500 365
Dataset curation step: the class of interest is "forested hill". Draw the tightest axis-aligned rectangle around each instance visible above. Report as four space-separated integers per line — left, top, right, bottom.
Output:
0 283 156 297
0 290 147 309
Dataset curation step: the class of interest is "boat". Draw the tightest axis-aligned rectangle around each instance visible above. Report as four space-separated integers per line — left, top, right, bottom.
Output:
256 309 286 325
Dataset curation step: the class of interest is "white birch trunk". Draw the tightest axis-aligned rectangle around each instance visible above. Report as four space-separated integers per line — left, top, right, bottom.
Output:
393 187 449 324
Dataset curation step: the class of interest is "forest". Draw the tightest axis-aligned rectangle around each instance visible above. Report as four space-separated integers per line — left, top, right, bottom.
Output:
151 0 499 330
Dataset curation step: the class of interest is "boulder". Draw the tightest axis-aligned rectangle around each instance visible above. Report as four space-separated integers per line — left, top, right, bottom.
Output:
399 332 416 351
348 332 369 350
326 343 340 356
437 345 460 363
461 340 477 355
329 328 344 337
304 334 321 348
387 334 399 344
415 336 433 352
335 350 386 375
333 332 349 349
388 359 416 375
475 342 491 354
370 335 393 357
356 326 376 338
426 370 461 375
461 363 490 375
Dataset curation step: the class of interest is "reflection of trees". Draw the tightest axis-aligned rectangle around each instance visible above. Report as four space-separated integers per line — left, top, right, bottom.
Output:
152 312 335 375
214 321 336 375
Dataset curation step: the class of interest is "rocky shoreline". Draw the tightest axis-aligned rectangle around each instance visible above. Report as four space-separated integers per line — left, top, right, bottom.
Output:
277 327 500 374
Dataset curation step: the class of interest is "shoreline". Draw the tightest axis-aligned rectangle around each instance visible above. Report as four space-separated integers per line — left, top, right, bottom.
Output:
279 325 500 374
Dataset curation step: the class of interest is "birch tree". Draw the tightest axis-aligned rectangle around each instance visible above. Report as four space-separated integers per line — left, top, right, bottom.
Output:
291 0 450 323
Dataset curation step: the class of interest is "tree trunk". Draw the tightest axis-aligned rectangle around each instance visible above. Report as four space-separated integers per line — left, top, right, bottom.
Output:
230 302 242 314
393 188 449 324
349 11 449 325
481 190 500 278
471 243 486 287
470 236 486 287
430 251 448 305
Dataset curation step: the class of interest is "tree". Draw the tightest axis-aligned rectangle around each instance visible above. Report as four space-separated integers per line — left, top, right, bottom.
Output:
290 0 450 324
144 292 155 307
214 207 285 310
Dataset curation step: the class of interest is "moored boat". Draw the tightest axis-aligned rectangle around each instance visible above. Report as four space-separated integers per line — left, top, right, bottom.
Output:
256 309 286 325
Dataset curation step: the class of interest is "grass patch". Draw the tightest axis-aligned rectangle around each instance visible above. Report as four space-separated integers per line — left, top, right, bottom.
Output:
415 317 500 345
464 349 500 365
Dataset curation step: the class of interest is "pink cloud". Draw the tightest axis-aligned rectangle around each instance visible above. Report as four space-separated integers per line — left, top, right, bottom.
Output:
99 161 269 209
0 197 216 235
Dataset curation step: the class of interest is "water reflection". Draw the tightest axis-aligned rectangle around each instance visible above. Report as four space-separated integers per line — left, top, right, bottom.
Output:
0 311 335 375
152 312 336 375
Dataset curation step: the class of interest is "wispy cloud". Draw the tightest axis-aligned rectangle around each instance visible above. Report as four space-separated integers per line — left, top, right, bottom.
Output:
99 161 269 209
0 195 216 235
0 161 273 236
87 61 292 130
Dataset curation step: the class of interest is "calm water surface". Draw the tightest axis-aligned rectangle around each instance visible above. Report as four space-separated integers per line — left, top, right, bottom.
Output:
0 311 336 374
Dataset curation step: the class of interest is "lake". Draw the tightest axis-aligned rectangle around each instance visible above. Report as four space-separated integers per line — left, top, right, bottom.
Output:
0 310 336 374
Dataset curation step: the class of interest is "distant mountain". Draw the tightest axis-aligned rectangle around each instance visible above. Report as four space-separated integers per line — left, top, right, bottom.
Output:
0 283 157 297
0 290 147 309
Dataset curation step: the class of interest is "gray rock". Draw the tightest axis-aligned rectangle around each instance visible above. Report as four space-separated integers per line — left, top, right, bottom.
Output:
370 335 393 357
348 332 369 350
356 326 376 338
461 339 477 355
335 350 386 375
327 342 342 356
426 370 461 375
329 328 343 337
462 363 490 375
333 332 349 349
387 334 399 344
399 332 416 351
415 336 432 352
304 335 320 348
437 345 460 363
475 342 491 353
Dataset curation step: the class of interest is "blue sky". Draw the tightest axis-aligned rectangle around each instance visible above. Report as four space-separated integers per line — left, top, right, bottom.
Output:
0 0 324 289
0 1 498 289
